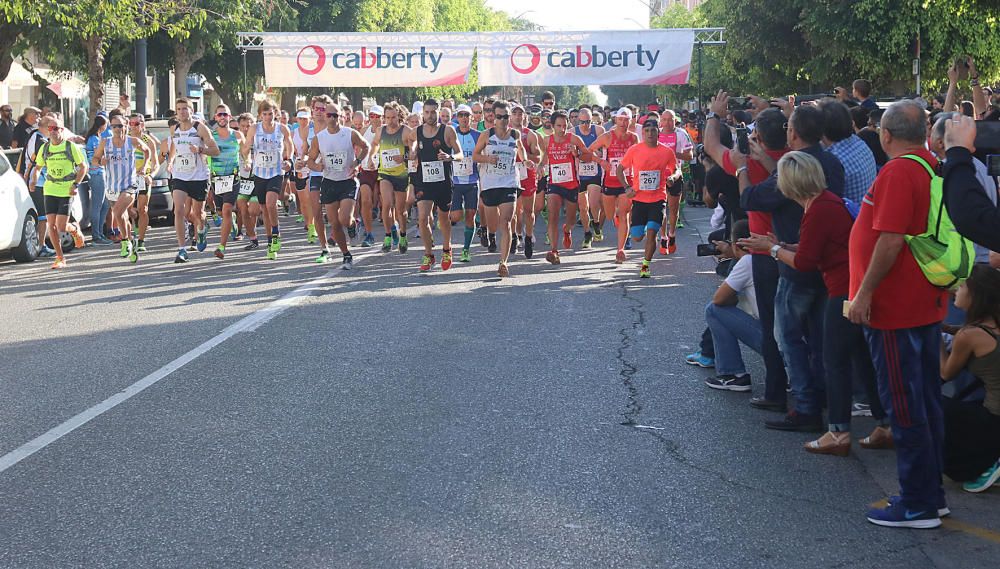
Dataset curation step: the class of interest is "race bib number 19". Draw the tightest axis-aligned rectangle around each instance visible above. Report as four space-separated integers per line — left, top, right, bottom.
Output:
175 154 196 175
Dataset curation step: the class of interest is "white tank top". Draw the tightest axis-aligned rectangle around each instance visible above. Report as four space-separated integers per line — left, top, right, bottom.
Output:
171 123 209 181
292 124 314 179
315 127 356 182
479 128 519 190
361 126 379 171
252 123 284 179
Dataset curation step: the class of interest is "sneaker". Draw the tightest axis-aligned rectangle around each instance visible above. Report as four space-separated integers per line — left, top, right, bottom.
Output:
136 239 147 252
460 248 471 262
749 397 787 412
391 225 400 247
296 214 305 223
399 236 408 254
478 225 489 248
615 249 627 264
887 495 950 518
244 240 260 251
582 231 593 249
498 263 509 278
341 254 353 270
441 250 453 271
233 231 243 242
307 224 318 244
71 228 85 249
765 410 823 432
315 249 331 264
544 233 550 245
524 236 534 259
419 254 434 272
267 249 277 260
174 249 188 263
39 246 56 258
667 235 677 255
963 459 1000 493
685 351 715 368
677 218 684 229
545 250 560 265
510 234 518 255
271 235 282 253
92 235 113 245
624 237 633 250
213 213 222 227
639 260 651 278
215 247 225 260
348 222 357 240
516 234 524 251
128 240 138 264
50 258 66 269
120 240 130 258
659 238 668 256
851 402 873 417
382 236 392 252
362 233 375 247
705 374 752 392
866 502 941 529
488 236 497 254
197 226 208 252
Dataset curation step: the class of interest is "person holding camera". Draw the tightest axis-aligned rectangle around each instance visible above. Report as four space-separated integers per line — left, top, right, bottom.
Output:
941 114 1000 252
740 152 889 456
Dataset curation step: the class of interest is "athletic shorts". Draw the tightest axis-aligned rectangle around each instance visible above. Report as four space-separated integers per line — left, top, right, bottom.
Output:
537 175 548 194
667 180 684 197
44 194 71 217
546 184 579 203
414 183 452 212
320 178 359 204
358 169 378 190
629 200 666 238
170 178 209 202
380 174 408 193
293 175 308 191
30 188 45 218
136 176 152 196
602 185 627 197
236 178 256 202
481 187 518 207
580 177 602 188
212 176 239 208
252 175 284 202
451 184 478 211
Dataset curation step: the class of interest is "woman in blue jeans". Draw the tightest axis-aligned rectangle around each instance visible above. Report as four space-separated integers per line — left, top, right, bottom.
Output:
741 151 889 456
704 219 763 392
84 115 111 243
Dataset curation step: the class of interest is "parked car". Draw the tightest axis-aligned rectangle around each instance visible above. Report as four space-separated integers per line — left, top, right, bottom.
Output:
0 149 41 262
143 120 173 221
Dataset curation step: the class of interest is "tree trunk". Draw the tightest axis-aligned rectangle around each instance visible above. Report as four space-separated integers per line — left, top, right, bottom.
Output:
210 75 244 113
173 41 206 100
82 35 106 115
0 23 19 82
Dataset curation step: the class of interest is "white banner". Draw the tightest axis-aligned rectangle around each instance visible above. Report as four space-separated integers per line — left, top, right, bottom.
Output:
262 33 475 88
476 30 695 86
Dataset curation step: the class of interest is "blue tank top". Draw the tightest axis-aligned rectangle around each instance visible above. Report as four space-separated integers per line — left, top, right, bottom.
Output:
452 128 480 185
574 125 601 181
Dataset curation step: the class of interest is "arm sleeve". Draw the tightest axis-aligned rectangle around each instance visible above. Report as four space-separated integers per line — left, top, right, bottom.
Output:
943 147 1000 251
739 173 788 212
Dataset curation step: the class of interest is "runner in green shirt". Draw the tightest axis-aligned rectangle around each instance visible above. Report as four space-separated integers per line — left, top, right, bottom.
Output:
30 116 87 268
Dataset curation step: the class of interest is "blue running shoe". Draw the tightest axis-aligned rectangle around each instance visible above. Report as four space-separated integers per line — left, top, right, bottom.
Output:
197 226 208 252
866 501 940 529
685 351 715 368
887 495 950 517
174 248 189 263
391 225 400 248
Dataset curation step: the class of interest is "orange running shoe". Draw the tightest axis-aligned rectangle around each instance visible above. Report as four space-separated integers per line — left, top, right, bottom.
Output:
545 250 561 265
615 249 626 264
441 250 453 271
659 237 668 255
563 228 572 249
419 253 435 272
71 227 86 249
51 258 66 269
667 235 677 255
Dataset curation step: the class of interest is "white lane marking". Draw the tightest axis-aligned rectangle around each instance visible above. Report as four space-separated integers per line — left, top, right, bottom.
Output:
0 250 382 475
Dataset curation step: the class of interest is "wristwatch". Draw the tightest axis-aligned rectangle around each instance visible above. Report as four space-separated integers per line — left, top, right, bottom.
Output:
706 112 719 120
770 244 781 259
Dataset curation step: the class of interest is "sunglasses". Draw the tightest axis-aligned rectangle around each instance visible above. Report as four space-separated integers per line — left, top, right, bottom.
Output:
111 124 125 129
472 111 483 115
580 120 592 124
47 126 63 132
327 112 340 119
129 121 142 126
457 112 471 117
494 114 510 120
368 113 380 118
216 112 230 117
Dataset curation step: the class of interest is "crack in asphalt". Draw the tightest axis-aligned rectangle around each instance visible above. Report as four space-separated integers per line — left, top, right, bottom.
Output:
616 282 646 426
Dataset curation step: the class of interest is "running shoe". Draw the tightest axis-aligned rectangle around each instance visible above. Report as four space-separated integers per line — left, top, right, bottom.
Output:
382 236 392 252
120 240 130 258
478 225 488 248
362 233 375 247
866 502 940 529
887 495 950 518
667 234 677 255
544 233 550 246
307 224 318 244
851 403 873 417
582 232 593 249
174 249 188 263
488 235 497 253
136 240 147 252
50 258 66 269
244 240 259 251
615 249 626 264
676 219 684 229
594 226 604 242
441 250 453 271
705 374 752 392
341 254 353 270
233 231 243 241
267 249 277 260
215 246 225 260
685 351 715 368
315 249 331 264
524 237 534 259
391 225 400 247
545 250 561 265
197 226 208 252
963 459 1000 493
348 221 357 240
659 237 668 256
498 263 509 278
128 239 138 264
213 213 222 227
460 248 471 263
510 234 519 255
272 235 282 253
71 227 85 249
624 237 633 250
296 214 305 223
38 247 56 258
399 236 408 254
640 260 651 278
420 253 435 272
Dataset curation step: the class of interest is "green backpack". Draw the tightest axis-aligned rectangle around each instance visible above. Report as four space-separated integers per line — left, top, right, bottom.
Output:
900 154 975 290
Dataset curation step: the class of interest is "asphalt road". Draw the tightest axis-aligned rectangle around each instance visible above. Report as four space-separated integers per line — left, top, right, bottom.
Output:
0 206 997 568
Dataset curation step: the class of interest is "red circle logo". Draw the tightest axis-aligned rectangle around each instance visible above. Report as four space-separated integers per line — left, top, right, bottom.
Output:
297 45 326 75
510 44 541 75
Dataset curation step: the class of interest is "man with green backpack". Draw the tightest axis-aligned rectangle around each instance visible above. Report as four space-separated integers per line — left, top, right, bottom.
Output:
848 100 975 530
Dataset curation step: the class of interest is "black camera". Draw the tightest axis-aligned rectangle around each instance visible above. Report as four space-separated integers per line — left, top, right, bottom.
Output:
735 126 750 154
697 242 723 256
728 97 751 111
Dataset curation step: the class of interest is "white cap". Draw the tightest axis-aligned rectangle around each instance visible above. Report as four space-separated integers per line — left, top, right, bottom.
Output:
193 112 205 122
295 110 310 119
368 104 384 116
412 101 423 115
615 107 633 119
456 104 472 114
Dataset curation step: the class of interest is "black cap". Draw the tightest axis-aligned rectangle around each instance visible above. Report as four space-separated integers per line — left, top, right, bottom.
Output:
642 119 659 129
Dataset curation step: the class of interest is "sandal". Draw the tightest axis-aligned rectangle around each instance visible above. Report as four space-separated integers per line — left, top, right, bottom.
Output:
804 431 851 457
859 426 894 450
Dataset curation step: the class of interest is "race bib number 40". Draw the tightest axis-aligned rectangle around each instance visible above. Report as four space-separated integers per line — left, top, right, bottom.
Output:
550 163 573 185
638 170 661 191
421 160 445 183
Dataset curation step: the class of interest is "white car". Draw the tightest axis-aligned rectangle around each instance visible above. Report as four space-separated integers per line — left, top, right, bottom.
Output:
0 149 41 262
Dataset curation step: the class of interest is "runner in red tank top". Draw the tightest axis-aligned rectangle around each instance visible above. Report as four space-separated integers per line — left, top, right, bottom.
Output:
541 111 592 265
512 104 542 259
589 107 639 263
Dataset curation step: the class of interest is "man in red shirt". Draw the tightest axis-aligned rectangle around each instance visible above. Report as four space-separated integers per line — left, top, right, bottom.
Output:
703 90 791 411
848 100 949 530
618 119 681 278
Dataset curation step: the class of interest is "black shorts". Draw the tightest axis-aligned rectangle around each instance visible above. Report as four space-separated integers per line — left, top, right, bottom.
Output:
293 175 308 191
44 194 71 217
380 174 408 193
170 178 209 202
667 180 684 197
546 184 579 203
414 183 452 212
481 187 518 207
630 200 666 235
537 175 548 193
602 185 627 197
320 178 359 204
212 176 239 209
30 187 45 217
252 175 284 202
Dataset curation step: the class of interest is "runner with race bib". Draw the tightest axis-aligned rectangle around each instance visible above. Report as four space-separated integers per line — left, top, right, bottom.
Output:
209 104 245 260
412 98 461 272
543 111 593 265
589 107 639 264
167 97 220 263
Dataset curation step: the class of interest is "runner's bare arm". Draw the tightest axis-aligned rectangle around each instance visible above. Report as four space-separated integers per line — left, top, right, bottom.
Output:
443 126 461 161
472 131 495 164
573 134 593 162
198 123 221 157
91 137 107 168
352 130 371 164
306 136 322 172
240 125 255 161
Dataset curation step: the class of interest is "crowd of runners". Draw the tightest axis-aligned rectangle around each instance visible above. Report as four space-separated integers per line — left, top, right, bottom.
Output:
15 91 702 278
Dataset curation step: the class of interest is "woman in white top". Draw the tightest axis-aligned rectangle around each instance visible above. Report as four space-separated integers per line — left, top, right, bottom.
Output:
92 114 150 263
